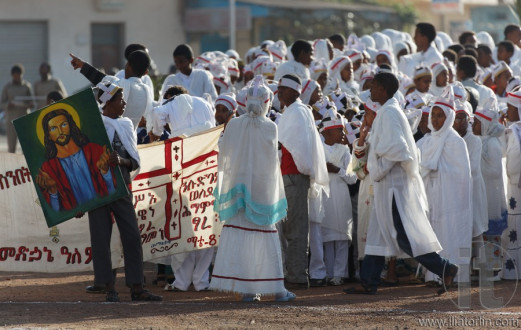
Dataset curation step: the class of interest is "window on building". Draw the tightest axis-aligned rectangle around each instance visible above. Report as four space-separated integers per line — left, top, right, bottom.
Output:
91 23 124 74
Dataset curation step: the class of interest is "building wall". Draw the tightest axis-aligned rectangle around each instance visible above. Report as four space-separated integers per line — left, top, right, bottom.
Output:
0 0 185 95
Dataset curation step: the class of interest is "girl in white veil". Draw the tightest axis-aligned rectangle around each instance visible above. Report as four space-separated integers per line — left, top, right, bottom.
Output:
210 76 296 302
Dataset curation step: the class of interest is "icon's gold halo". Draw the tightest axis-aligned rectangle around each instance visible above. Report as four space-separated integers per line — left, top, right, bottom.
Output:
36 103 81 146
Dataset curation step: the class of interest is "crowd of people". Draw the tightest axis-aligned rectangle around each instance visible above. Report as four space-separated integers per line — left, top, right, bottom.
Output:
2 20 521 303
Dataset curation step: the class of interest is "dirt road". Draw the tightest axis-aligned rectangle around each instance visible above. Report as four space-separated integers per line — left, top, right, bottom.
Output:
1 265 520 329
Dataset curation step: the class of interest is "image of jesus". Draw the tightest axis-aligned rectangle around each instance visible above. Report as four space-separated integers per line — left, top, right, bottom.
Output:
36 108 116 211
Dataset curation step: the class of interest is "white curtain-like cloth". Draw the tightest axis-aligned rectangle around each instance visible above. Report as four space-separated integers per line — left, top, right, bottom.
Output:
278 99 329 198
365 97 441 258
418 103 472 282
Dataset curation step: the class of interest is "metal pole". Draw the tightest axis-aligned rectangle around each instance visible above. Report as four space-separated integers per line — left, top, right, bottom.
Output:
229 0 236 50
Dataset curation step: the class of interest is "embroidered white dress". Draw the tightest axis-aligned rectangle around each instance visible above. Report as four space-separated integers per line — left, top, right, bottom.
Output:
210 83 288 295
501 123 521 279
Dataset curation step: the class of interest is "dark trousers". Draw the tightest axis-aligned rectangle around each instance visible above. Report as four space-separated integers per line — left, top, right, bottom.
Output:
88 195 144 286
282 174 310 284
361 196 450 290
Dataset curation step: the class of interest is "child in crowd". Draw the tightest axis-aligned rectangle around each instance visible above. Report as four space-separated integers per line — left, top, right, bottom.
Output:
319 109 357 285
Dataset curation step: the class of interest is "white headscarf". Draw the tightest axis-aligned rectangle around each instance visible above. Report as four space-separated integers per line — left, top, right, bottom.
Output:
313 39 331 63
475 98 505 138
421 86 456 173
214 75 286 226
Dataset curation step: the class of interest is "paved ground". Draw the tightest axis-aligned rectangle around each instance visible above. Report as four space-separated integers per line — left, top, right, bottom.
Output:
1 264 520 329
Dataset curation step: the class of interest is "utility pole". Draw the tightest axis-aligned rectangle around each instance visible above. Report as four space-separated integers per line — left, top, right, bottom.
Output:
229 0 236 50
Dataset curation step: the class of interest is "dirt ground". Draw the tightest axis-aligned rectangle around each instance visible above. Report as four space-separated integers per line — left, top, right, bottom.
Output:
1 264 521 329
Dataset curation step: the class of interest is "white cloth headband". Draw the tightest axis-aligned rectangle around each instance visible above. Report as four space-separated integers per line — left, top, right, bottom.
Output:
279 77 302 94
96 82 121 107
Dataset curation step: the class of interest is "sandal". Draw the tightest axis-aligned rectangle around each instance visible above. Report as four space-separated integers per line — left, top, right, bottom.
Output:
242 293 261 302
131 289 163 301
106 290 120 302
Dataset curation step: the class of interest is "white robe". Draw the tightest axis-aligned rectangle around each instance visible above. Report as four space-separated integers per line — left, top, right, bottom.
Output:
274 60 310 82
159 69 218 101
463 131 489 237
365 97 441 258
115 70 154 99
419 126 472 283
151 94 215 138
352 137 373 260
501 123 521 279
398 45 444 79
321 143 356 242
277 99 329 197
481 135 507 223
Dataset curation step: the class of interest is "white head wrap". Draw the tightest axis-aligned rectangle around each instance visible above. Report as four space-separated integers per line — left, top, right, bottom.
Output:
359 35 376 49
414 65 432 80
246 75 272 117
96 82 122 108
300 79 320 105
493 61 513 82
279 76 302 94
455 99 473 118
310 59 328 81
228 58 240 78
476 31 495 51
507 86 521 120
215 93 238 113
475 98 505 137
429 85 456 133
313 39 331 62
225 49 240 60
452 81 468 101
506 76 521 94
267 40 287 63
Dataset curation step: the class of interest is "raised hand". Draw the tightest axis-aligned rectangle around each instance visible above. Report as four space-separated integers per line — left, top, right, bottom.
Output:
69 53 85 70
36 169 58 195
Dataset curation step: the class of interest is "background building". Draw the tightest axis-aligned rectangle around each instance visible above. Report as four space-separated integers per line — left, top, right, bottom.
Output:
0 0 519 105
0 0 185 98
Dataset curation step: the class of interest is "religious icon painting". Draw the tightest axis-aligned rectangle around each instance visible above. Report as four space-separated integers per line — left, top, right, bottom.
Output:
14 88 129 227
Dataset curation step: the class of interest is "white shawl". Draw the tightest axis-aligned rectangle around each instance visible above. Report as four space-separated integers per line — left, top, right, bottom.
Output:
102 115 140 176
418 104 472 267
278 99 329 198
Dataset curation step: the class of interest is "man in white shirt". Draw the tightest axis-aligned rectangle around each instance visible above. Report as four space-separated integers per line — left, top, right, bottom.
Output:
70 51 154 129
159 44 217 102
398 23 443 78
274 40 313 82
115 43 155 98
